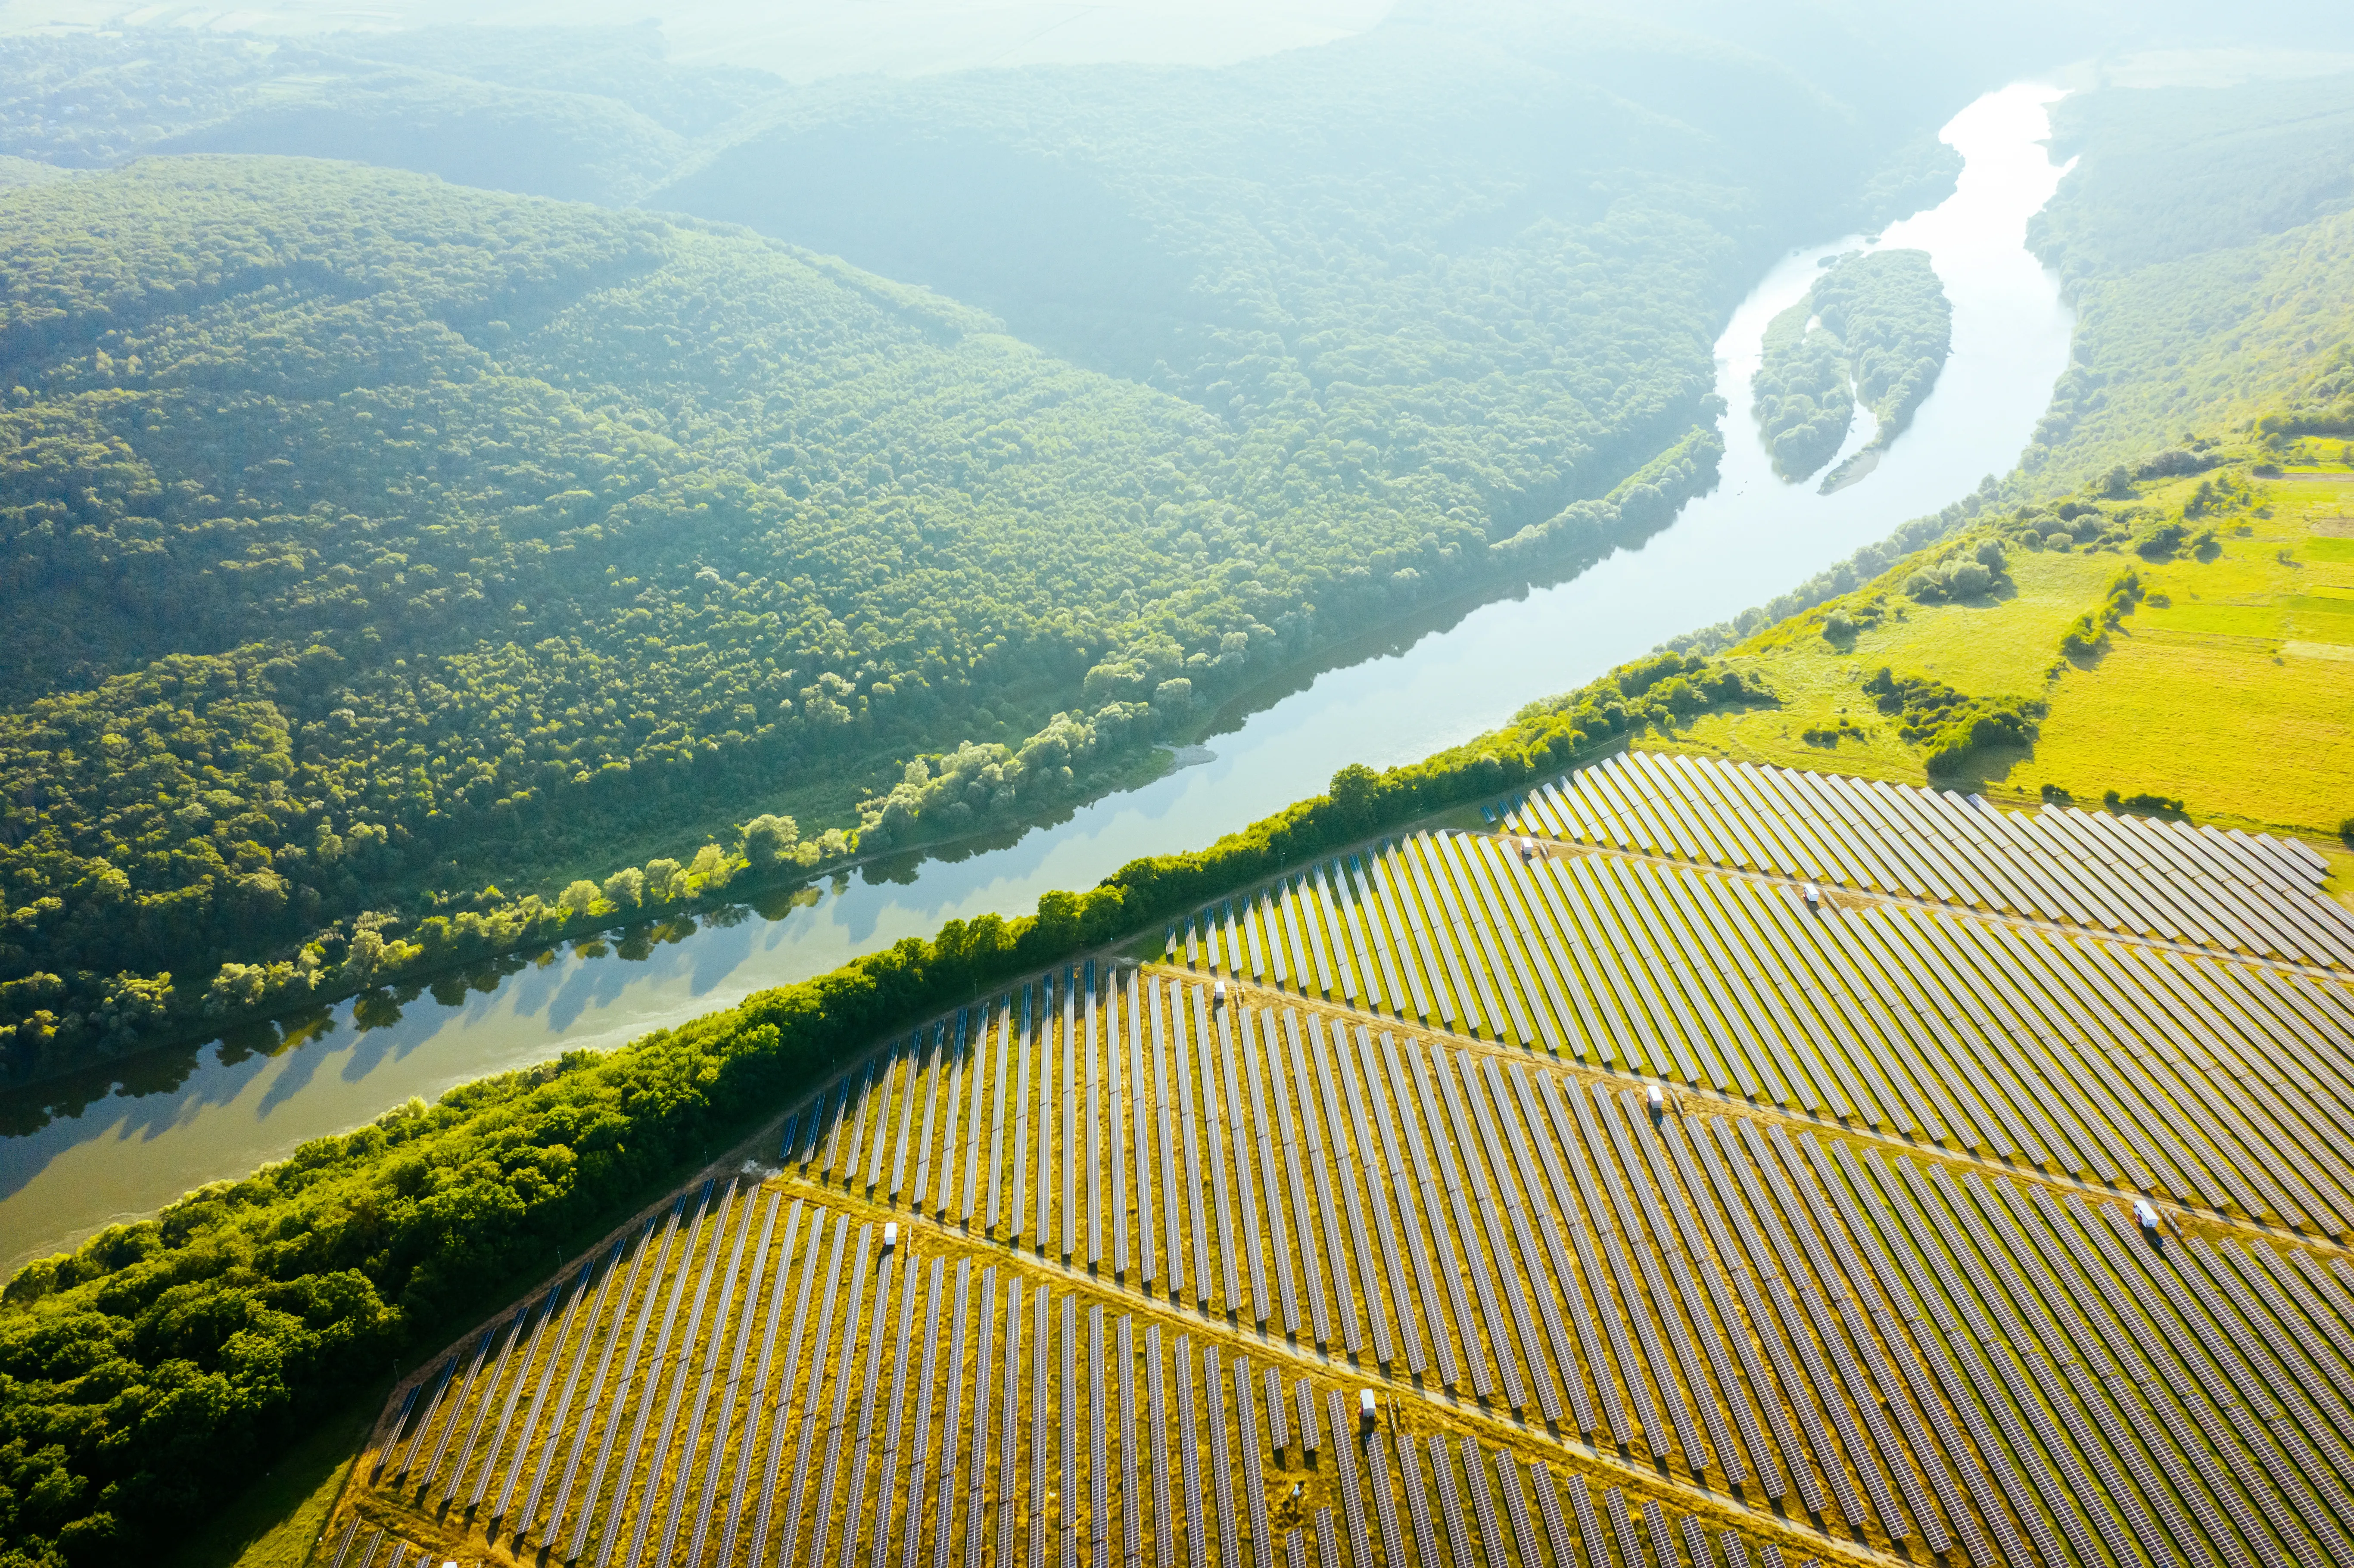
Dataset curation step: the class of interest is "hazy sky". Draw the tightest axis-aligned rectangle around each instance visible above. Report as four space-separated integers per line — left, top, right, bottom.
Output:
0 0 1397 78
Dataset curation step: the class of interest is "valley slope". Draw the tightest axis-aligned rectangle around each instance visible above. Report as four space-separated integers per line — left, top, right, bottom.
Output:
0 8 1952 1082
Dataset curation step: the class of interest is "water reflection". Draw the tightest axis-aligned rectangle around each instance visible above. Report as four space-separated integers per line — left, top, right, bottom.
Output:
0 82 2074 1273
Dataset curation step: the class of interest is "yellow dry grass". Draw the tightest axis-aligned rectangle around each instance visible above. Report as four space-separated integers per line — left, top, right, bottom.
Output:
2031 476 2354 838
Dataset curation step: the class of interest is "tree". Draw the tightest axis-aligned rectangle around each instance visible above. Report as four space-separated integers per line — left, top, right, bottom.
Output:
339 927 384 984
641 859 686 905
742 815 799 869
1328 763 1381 828
688 845 730 889
601 868 645 910
559 881 600 917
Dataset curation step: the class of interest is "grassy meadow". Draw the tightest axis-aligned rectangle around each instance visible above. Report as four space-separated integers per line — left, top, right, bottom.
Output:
1648 459 2354 883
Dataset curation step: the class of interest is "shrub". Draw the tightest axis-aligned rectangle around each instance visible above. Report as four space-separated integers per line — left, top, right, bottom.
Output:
1863 666 2045 777
1904 543 2005 603
2136 447 2216 479
2058 612 2108 657
2058 566 2143 657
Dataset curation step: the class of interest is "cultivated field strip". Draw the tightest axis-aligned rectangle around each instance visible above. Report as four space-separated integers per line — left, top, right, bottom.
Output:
357 1214 1807 1568
1168 820 2354 1238
1502 750 2353 969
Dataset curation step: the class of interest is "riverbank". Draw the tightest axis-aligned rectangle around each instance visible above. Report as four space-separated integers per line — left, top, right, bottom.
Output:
0 81 2078 1279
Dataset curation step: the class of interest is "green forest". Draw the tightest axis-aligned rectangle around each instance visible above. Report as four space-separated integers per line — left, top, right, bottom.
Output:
0 3 1963 1083
0 144 1744 1082
2022 68 2354 490
1751 247 1950 485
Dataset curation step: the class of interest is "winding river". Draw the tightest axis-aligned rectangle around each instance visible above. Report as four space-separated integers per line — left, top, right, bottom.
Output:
0 84 2076 1272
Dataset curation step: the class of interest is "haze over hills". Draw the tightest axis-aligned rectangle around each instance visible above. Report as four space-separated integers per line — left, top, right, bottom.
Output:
0 0 1397 80
2021 69 2354 489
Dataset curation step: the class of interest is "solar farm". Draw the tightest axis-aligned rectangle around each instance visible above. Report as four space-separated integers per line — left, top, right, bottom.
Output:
333 756 2354 1568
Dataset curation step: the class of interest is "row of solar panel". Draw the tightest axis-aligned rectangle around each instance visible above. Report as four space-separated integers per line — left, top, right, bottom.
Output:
361 1205 1806 1568
1175 831 2354 1239
1502 751 2351 968
381 1002 2354 1568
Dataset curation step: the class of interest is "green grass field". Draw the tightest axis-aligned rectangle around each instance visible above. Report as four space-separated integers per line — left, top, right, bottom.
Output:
1659 546 2108 790
1654 462 2354 868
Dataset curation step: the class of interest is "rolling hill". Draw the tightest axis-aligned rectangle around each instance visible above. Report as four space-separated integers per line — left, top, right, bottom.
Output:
0 7 1959 1081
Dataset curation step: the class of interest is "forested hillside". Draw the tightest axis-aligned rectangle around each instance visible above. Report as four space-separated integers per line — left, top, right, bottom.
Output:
2021 71 2354 489
0 27 772 204
654 9 1900 543
0 4 1977 1083
0 156 1744 1082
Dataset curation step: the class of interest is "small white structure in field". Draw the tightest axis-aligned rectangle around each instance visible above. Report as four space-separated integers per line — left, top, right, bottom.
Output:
1803 883 1823 912
1358 1390 1378 1429
882 1222 899 1251
2133 1201 2160 1235
1212 980 1227 1007
1646 1083 1666 1114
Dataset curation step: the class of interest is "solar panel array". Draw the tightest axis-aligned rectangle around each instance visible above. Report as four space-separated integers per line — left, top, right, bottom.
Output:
1171 821 2354 1239
358 1058 2354 1568
1509 751 2353 968
353 1198 1854 1565
349 757 2354 1568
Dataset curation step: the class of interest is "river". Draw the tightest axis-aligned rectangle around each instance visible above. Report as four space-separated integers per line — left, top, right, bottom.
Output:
0 83 2076 1272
